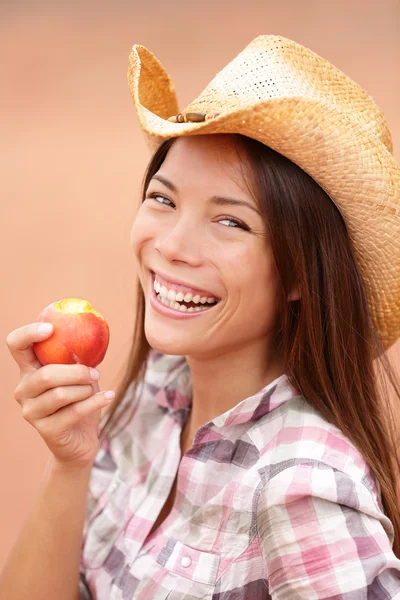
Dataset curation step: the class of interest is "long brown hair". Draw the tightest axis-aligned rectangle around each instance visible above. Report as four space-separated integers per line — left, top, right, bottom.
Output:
101 134 400 555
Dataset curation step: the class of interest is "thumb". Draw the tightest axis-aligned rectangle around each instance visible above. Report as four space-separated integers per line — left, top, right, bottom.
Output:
6 322 54 378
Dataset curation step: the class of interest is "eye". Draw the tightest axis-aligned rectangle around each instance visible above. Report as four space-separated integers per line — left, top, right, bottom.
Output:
218 216 249 231
146 193 175 208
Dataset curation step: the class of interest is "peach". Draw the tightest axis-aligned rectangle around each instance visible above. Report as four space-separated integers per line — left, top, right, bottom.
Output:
33 298 110 368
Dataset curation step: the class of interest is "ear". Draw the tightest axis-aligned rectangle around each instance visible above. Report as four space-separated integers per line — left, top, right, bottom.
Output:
287 285 300 302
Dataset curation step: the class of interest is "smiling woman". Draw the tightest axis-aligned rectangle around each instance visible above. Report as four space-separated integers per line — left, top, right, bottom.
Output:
94 131 400 597
3 34 400 600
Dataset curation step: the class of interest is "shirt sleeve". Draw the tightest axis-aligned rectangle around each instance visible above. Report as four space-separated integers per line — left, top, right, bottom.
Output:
78 434 118 598
256 462 400 599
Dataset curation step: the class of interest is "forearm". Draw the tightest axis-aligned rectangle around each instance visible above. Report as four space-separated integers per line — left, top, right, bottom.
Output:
0 456 92 600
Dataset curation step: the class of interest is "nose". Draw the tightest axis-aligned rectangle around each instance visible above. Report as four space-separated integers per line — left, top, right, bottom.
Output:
154 216 204 267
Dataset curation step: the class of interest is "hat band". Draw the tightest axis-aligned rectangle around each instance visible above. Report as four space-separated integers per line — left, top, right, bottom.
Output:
167 111 220 123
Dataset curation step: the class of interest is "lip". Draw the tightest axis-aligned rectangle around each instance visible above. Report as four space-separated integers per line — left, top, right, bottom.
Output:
151 269 219 299
149 272 219 320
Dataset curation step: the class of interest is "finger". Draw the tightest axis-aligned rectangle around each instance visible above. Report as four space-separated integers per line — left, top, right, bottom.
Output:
6 323 54 377
15 363 100 403
38 390 115 433
21 384 96 421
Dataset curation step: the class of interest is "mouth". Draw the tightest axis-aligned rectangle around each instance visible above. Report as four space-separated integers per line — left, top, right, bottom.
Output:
149 270 221 318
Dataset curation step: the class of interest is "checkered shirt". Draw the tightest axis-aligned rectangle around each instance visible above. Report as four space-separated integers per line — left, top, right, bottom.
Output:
79 351 400 599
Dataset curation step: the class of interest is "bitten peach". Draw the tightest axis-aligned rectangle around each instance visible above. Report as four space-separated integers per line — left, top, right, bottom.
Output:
33 298 110 368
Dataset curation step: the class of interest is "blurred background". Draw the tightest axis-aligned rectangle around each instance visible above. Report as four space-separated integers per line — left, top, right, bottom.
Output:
0 0 399 568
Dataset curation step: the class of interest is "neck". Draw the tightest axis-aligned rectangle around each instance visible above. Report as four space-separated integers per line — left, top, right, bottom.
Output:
183 338 284 443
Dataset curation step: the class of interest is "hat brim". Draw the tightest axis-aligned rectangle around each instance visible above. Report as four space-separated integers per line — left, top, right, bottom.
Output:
128 44 400 352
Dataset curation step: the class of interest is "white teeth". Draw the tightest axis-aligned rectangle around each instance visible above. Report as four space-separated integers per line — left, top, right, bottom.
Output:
167 289 176 302
156 292 214 313
154 276 218 309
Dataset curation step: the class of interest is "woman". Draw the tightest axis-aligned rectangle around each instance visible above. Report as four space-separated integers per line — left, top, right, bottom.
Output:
1 35 400 599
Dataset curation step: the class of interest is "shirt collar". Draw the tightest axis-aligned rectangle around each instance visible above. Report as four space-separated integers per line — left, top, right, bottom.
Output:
150 352 300 428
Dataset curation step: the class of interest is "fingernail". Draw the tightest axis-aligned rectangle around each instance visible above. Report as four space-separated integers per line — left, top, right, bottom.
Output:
90 368 100 380
37 323 53 335
104 390 115 401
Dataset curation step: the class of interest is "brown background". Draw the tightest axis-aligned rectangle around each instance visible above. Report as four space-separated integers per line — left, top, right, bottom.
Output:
0 0 399 569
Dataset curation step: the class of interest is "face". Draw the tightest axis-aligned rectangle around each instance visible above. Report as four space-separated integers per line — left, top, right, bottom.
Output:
130 135 282 361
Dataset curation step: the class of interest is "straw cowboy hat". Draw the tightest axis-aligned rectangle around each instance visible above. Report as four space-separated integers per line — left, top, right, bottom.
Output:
127 34 400 352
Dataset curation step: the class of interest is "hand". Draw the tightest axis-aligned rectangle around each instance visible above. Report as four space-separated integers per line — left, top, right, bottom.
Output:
6 322 115 468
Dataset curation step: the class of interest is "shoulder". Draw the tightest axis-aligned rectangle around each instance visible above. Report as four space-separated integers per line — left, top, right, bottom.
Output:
249 393 380 503
252 398 400 595
255 457 400 597
250 392 396 545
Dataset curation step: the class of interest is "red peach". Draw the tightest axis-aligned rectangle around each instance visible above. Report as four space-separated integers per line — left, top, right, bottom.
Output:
33 298 110 368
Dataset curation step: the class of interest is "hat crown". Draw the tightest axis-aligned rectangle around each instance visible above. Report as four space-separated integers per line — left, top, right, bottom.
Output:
184 35 392 152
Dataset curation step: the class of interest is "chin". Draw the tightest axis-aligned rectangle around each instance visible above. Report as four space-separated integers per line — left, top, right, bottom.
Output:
144 325 192 357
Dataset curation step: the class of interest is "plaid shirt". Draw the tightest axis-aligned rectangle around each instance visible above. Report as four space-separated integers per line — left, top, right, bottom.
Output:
79 351 400 599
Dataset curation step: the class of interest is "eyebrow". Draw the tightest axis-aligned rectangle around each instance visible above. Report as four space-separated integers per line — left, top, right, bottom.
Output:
150 174 261 216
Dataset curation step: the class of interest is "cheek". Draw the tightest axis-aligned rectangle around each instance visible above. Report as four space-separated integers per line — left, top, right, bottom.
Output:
230 245 279 310
130 208 154 258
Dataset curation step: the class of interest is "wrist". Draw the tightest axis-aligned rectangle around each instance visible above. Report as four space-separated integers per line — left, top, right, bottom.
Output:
47 455 94 478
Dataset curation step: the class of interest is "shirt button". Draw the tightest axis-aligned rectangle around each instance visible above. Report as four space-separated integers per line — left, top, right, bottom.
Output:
180 555 192 568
